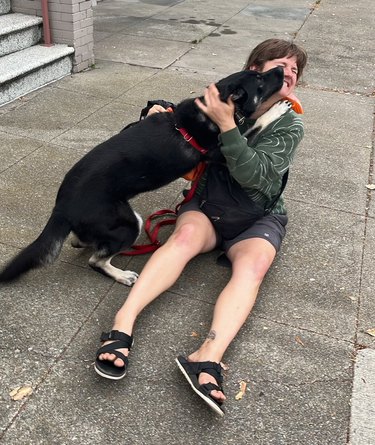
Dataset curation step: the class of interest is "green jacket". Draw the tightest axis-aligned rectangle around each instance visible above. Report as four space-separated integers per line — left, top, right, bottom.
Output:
198 109 304 215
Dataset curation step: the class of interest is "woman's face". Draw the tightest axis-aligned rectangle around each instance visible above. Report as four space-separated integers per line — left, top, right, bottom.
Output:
252 55 298 98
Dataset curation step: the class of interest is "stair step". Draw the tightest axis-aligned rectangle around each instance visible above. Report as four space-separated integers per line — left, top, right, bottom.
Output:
0 44 75 106
0 0 10 15
0 13 43 56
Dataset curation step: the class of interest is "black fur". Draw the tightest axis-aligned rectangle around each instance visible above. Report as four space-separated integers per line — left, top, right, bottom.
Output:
0 67 283 284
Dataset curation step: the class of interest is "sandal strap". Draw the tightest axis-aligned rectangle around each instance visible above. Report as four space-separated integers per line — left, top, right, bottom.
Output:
96 341 129 365
200 382 225 403
100 330 133 349
187 360 224 384
200 382 223 393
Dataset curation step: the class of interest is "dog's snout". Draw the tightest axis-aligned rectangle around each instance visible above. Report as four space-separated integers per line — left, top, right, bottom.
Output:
276 66 284 80
262 66 283 81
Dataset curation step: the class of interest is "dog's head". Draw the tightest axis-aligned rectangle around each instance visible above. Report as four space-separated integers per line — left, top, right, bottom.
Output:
216 67 284 118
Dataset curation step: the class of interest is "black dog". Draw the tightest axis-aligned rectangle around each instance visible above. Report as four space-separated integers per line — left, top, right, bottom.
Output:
0 67 284 285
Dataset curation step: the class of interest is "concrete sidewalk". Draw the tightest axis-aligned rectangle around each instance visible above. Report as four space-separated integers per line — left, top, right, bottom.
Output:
0 0 374 443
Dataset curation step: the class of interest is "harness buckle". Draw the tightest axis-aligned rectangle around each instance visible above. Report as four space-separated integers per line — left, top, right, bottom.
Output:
235 112 245 125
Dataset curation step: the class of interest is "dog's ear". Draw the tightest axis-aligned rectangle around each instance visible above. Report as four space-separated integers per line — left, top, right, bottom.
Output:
216 71 249 101
218 84 246 103
230 87 247 103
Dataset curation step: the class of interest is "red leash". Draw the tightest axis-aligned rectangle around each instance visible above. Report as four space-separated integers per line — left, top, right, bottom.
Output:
121 128 207 256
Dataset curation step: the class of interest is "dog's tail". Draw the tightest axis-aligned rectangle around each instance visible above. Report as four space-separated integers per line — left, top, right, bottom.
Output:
0 211 71 283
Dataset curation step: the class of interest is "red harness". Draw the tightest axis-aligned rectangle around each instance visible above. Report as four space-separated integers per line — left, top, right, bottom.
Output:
121 128 207 256
175 127 208 154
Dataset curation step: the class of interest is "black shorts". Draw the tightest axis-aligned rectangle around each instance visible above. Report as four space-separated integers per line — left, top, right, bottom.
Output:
178 195 288 253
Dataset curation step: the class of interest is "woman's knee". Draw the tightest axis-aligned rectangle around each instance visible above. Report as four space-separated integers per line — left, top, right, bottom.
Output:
171 222 198 246
229 241 276 284
233 260 269 287
167 212 216 254
168 222 208 254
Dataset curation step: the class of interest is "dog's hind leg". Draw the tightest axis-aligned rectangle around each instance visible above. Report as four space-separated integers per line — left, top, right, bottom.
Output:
89 253 139 286
71 233 91 248
88 209 143 286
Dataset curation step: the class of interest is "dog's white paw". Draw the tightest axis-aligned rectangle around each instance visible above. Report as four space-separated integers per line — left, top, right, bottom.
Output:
267 100 292 120
275 99 293 114
88 253 139 285
117 270 139 286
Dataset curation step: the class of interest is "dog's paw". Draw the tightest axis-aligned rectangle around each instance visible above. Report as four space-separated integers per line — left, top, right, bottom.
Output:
117 270 139 286
270 100 292 118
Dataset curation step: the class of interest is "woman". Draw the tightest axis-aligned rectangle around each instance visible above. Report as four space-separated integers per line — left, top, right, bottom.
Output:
94 39 307 416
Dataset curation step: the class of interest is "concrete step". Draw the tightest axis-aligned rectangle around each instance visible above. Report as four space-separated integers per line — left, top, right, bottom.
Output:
0 44 75 106
0 0 10 15
0 13 43 57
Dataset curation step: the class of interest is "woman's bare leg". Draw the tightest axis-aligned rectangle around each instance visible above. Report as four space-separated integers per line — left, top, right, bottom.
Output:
98 211 217 366
188 237 277 402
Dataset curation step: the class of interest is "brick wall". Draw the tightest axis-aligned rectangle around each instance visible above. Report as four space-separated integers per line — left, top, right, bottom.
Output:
12 0 95 72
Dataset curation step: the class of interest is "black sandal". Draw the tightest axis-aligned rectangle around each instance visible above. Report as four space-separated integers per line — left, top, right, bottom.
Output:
175 355 225 416
94 330 133 380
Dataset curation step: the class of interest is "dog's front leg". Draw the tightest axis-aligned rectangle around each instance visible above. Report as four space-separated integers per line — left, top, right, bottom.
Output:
244 99 292 143
88 253 139 286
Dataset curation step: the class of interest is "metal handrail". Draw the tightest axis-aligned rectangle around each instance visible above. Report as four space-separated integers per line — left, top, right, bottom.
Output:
41 0 52 46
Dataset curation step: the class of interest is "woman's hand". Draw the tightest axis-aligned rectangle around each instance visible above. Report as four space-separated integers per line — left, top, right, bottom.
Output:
195 84 237 133
147 104 168 116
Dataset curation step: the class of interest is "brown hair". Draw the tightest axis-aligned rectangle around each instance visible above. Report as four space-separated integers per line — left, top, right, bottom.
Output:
243 39 307 80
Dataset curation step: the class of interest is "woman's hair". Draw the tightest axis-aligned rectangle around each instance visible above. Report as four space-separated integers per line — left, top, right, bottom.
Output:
243 39 307 80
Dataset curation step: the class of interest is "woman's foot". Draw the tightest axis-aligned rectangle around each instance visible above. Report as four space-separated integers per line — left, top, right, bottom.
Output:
187 352 226 403
94 330 133 380
175 355 226 416
98 344 130 368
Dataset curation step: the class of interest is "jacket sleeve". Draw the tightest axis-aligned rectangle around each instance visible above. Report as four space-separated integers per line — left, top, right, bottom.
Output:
218 111 304 201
